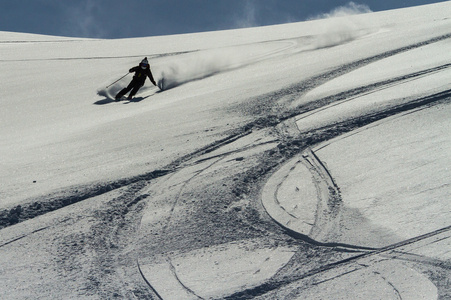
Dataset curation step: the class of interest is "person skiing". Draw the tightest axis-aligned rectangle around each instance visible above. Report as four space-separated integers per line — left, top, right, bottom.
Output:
115 57 157 100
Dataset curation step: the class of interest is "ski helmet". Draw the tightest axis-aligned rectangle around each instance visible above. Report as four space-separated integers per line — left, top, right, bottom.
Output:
140 57 149 69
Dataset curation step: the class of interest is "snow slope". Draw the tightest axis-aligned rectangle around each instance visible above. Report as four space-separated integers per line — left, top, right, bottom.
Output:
1 2 451 299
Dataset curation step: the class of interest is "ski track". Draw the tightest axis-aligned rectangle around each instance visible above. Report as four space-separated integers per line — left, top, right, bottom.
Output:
294 62 451 126
1 31 451 299
222 226 451 299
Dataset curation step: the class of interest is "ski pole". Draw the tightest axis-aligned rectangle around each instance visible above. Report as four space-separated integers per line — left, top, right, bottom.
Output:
106 72 129 88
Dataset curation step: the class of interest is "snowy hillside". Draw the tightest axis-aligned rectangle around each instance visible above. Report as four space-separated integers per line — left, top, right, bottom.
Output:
1 2 450 299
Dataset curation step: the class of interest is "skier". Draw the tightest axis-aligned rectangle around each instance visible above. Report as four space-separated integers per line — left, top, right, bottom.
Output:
115 57 157 100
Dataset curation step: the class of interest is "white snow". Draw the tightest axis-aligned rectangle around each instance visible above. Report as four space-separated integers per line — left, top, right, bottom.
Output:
140 239 295 299
315 105 451 247
1 1 451 299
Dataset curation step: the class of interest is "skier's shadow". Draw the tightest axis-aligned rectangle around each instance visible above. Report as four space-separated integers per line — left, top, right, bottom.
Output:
93 98 115 105
123 96 149 103
93 96 150 105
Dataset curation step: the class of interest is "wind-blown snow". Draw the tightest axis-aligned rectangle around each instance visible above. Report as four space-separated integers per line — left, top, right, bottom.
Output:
155 41 297 90
309 1 372 20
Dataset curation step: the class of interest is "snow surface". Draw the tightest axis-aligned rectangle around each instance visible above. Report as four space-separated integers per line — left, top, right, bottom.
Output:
1 2 451 299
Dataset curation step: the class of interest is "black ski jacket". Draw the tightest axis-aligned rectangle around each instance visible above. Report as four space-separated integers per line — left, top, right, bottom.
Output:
129 66 156 86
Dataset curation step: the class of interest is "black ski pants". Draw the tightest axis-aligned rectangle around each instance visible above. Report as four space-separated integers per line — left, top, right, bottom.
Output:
116 79 143 99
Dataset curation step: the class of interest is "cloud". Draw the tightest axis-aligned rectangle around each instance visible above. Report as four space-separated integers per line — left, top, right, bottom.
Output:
62 0 106 38
233 0 259 28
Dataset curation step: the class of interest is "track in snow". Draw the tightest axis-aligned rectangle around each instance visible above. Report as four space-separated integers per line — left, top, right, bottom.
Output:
1 33 450 299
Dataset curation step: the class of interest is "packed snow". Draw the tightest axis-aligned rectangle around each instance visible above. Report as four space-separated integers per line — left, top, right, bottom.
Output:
1 2 450 299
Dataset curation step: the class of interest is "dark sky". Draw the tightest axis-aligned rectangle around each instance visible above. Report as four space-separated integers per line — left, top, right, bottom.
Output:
0 0 448 38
